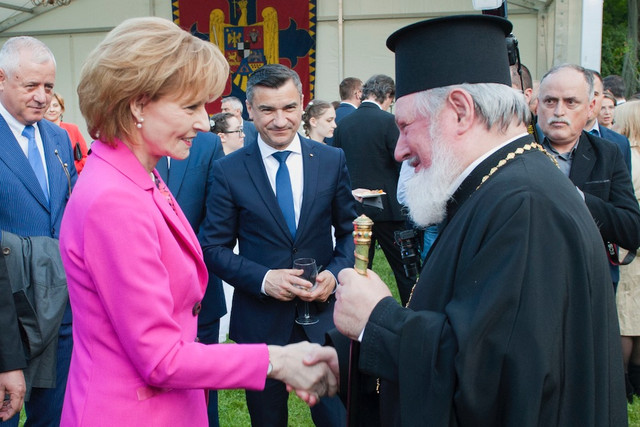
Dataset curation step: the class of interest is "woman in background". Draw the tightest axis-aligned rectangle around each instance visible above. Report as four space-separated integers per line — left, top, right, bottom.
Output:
59 17 336 426
598 90 617 130
45 92 89 173
210 112 244 155
612 100 640 402
302 99 336 144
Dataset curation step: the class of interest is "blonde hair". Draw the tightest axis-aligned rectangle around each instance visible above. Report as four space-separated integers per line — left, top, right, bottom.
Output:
614 100 640 143
77 17 229 145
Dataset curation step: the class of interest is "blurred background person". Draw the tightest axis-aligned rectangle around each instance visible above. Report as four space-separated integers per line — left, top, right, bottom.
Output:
210 112 244 155
302 99 336 144
220 95 257 145
612 99 640 402
599 90 617 130
59 17 336 426
44 92 89 173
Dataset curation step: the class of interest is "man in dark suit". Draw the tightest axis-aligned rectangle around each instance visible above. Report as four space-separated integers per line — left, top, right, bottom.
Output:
201 64 355 427
156 131 226 427
325 77 362 146
333 74 415 305
221 96 257 145
584 69 632 172
0 36 77 426
538 64 640 289
335 77 362 124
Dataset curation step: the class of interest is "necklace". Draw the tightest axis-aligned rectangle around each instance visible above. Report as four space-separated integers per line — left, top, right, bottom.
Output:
476 142 558 191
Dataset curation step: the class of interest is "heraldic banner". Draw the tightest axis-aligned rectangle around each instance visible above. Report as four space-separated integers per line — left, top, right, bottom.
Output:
172 0 317 117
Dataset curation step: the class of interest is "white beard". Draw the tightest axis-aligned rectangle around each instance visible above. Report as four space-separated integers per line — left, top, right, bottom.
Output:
405 128 464 228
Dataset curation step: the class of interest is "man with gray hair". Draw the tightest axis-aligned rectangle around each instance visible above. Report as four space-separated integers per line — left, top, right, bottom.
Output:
0 36 77 425
220 95 257 144
306 15 627 425
538 64 640 291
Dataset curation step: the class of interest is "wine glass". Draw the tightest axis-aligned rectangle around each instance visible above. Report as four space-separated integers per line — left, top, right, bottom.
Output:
293 257 319 325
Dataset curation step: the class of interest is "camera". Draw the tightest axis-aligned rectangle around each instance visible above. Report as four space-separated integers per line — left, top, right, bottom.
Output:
394 229 421 278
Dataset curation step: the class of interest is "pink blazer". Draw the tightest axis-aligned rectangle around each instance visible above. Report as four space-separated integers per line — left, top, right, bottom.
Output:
59 140 268 426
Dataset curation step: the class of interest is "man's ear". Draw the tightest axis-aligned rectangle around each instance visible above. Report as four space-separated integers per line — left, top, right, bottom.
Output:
246 100 254 121
446 88 476 134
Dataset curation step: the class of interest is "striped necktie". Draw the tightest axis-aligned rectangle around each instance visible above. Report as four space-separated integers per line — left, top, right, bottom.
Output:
22 125 49 203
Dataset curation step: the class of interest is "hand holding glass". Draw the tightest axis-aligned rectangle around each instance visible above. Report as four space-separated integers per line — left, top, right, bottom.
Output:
293 258 319 325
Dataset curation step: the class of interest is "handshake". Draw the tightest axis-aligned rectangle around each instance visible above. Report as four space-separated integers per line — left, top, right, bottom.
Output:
267 342 340 406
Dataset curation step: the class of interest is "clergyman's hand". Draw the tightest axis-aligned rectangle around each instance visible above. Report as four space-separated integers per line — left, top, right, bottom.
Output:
267 342 338 406
335 268 391 340
0 369 25 422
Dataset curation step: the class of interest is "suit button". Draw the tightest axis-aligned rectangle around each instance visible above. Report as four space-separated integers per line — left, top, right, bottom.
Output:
2 247 9 255
192 302 202 316
292 248 298 254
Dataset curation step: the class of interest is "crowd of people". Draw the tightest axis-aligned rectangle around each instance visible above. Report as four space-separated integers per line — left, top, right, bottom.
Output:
2 11 640 427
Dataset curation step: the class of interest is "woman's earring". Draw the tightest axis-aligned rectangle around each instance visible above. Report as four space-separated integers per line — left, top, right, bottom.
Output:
136 117 144 129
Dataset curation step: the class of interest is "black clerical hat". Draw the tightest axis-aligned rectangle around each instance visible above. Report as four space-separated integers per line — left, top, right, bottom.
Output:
386 15 513 99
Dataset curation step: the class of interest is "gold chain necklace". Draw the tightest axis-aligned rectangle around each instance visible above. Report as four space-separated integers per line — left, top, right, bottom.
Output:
476 142 558 190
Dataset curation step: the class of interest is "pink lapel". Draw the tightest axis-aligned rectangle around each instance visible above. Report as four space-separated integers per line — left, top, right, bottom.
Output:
91 140 207 290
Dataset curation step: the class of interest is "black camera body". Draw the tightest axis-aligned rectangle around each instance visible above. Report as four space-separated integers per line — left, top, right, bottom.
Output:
394 229 421 278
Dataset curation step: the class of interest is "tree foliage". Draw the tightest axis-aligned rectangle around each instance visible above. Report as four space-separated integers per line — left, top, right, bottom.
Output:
602 0 639 96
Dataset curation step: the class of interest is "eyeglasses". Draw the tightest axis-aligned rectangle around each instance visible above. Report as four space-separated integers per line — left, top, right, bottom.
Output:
223 129 245 135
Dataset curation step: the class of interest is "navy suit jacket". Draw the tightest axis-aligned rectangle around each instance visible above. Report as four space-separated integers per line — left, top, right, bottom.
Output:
0 117 77 326
200 135 357 345
599 125 632 173
335 102 357 124
242 120 258 147
156 132 227 332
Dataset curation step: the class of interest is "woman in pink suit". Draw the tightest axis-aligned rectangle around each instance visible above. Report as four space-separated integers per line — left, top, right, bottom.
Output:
59 17 336 426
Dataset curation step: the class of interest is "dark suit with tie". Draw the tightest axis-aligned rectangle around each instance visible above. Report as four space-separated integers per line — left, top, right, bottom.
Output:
200 134 356 426
156 132 226 426
566 132 640 284
0 116 77 426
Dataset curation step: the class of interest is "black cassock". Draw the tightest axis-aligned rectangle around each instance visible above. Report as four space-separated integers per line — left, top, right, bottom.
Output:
335 135 627 426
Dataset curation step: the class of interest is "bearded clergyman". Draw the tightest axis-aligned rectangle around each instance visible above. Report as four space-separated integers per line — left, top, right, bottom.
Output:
306 15 627 426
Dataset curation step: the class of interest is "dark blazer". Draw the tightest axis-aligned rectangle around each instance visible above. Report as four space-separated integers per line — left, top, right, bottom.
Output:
200 135 357 345
0 117 77 327
242 120 258 147
599 125 632 172
0 253 26 373
335 102 357 124
156 132 227 331
333 101 403 221
570 131 640 251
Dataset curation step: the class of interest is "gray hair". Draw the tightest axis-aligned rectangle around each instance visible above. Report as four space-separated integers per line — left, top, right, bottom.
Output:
415 83 530 133
246 64 302 104
221 96 244 111
0 36 56 77
540 64 594 101
361 74 395 104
